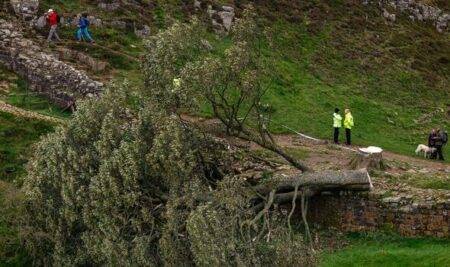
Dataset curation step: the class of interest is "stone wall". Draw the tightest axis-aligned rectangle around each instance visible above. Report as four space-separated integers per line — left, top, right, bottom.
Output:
0 19 102 109
55 48 108 72
307 191 449 238
365 0 450 33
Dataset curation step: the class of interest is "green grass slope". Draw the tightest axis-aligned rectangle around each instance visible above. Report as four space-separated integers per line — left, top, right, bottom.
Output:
320 233 450 267
0 65 71 119
0 181 30 266
0 67 61 181
37 1 449 159
257 2 450 159
0 112 54 181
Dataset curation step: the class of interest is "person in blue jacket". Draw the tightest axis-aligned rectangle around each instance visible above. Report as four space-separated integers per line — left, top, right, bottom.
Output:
76 13 94 43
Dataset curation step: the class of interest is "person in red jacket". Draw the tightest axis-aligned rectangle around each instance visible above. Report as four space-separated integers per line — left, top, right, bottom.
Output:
46 9 61 42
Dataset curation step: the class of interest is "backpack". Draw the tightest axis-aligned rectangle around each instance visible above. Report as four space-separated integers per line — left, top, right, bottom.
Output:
36 15 47 29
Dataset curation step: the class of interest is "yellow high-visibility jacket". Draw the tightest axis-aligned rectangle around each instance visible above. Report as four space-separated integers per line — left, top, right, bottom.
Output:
333 113 342 128
344 113 354 129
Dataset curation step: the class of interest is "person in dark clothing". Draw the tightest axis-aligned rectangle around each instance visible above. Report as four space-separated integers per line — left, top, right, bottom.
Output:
428 129 437 159
76 13 94 43
433 129 445 161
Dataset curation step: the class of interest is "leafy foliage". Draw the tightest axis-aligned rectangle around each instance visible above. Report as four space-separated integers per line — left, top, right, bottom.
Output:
23 83 227 265
22 8 316 266
179 7 310 171
143 18 205 112
187 177 315 266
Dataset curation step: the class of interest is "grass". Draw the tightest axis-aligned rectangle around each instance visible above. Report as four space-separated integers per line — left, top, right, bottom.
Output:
0 112 54 182
0 64 59 183
0 65 71 119
0 181 30 266
38 0 147 76
260 17 449 160
197 6 449 161
37 0 449 164
320 232 450 267
382 172 450 190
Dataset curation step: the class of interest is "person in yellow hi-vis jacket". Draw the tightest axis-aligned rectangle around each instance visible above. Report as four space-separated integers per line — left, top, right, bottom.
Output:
333 108 342 144
344 108 354 145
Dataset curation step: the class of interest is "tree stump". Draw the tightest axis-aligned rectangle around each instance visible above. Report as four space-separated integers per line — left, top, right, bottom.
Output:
348 146 386 170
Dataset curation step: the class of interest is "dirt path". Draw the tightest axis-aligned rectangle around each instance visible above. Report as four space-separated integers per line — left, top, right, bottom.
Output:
271 134 449 170
0 100 64 124
184 115 449 172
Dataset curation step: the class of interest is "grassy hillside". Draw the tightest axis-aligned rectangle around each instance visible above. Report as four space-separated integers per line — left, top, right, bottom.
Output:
320 233 450 267
36 1 449 159
0 66 71 119
0 66 63 181
0 112 55 181
0 0 448 265
29 2 449 165
251 2 449 158
263 24 449 157
0 181 30 266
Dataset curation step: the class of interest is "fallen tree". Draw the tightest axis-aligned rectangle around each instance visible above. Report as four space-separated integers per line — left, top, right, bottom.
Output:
22 8 372 266
250 168 372 241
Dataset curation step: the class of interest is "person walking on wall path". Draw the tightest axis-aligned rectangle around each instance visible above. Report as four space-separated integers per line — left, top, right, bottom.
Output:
344 108 354 145
76 13 95 43
433 129 446 161
333 108 342 144
46 9 61 42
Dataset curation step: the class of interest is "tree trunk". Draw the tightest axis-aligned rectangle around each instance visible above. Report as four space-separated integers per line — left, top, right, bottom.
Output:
348 147 386 170
254 168 372 196
251 169 372 211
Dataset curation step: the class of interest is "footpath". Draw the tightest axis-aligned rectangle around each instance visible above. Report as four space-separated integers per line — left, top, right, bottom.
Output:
0 100 64 124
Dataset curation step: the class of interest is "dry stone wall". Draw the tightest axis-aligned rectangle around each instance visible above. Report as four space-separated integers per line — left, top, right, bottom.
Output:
0 19 102 108
308 191 449 238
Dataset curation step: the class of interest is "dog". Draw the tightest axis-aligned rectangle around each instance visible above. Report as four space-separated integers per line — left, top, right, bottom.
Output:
415 144 436 158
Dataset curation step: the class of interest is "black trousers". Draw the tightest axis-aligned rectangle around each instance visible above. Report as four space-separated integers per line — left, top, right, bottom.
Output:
334 127 339 143
345 128 351 145
429 146 437 159
435 145 444 160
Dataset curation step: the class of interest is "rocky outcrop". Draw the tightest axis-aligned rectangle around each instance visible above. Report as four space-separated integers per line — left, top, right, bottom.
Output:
55 48 108 72
10 0 39 21
0 19 102 109
365 0 450 33
135 24 151 38
195 0 235 34
97 0 120 12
